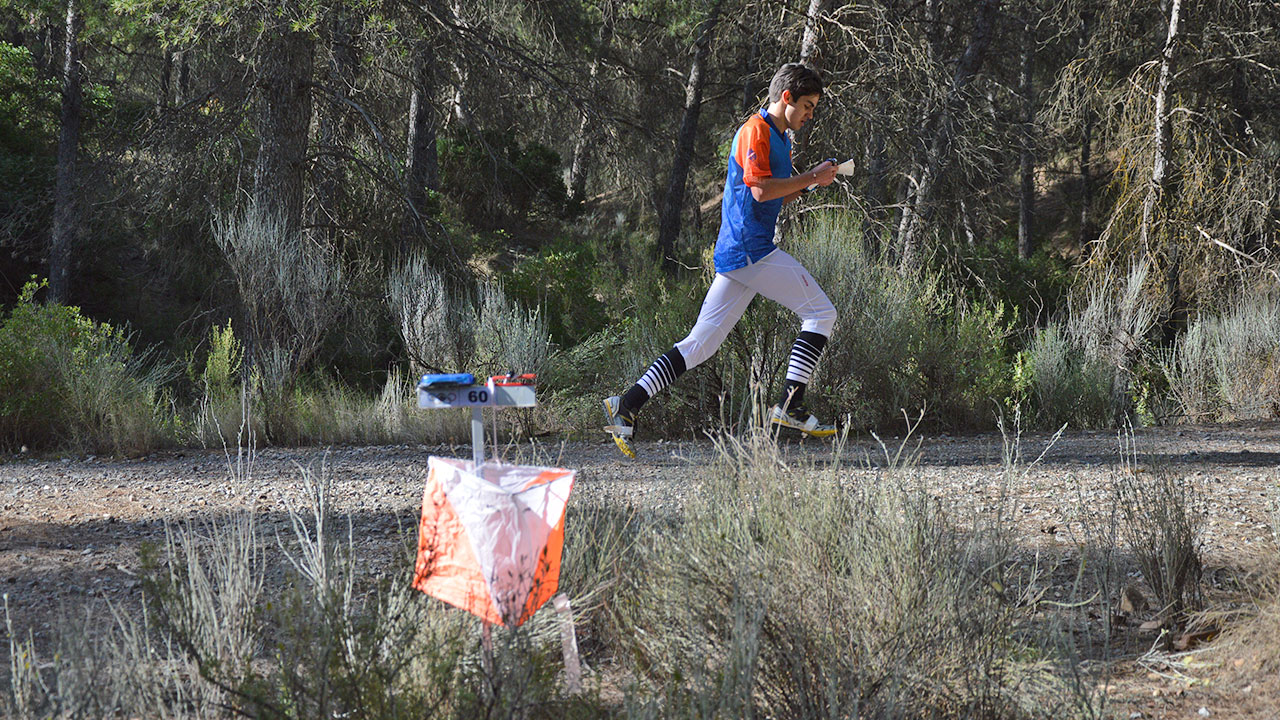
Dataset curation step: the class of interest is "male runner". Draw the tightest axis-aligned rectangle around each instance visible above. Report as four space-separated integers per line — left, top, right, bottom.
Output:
603 63 839 458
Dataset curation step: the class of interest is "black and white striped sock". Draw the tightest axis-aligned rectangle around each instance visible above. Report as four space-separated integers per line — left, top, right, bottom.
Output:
622 347 687 414
781 331 828 410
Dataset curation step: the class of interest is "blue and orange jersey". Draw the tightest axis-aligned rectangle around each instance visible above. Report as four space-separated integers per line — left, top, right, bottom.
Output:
713 109 792 273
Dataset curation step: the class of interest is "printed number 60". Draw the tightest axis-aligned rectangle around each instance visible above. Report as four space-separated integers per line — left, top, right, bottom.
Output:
468 390 489 403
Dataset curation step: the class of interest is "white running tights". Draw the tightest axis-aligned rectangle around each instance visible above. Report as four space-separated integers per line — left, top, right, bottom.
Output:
674 249 837 370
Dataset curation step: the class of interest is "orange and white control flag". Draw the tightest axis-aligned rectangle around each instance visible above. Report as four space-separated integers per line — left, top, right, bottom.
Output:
413 457 575 627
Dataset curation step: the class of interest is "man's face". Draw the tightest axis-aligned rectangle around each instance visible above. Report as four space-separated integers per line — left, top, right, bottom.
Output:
784 91 821 130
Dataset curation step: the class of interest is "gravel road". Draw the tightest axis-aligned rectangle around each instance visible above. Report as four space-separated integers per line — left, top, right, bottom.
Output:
2 422 1278 715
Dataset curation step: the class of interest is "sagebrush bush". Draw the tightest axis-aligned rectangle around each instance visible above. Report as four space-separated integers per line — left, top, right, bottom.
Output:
1114 444 1204 632
1211 476 1280 683
389 253 551 379
1161 289 1280 422
1019 261 1159 429
213 204 344 392
7 422 1117 719
5 458 595 718
0 279 173 453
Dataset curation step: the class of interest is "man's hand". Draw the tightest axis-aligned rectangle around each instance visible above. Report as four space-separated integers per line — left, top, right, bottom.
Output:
805 159 838 188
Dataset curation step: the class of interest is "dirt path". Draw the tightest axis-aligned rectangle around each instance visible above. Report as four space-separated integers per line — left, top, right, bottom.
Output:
2 422 1278 716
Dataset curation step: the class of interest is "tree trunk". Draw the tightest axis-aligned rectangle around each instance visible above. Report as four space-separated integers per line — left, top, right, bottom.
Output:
49 0 83 304
656 1 722 274
1076 10 1095 246
792 0 829 153
864 16 892 232
568 10 614 202
1017 18 1034 259
960 197 977 245
1077 113 1094 245
1229 61 1253 149
1138 0 1181 253
896 0 943 243
33 22 54 78
159 48 171 110
253 29 314 235
798 0 827 66
447 0 473 129
924 0 941 60
897 0 1000 272
402 38 440 259
1139 0 1182 342
742 22 760 112
160 49 190 107
175 49 189 104
315 4 359 248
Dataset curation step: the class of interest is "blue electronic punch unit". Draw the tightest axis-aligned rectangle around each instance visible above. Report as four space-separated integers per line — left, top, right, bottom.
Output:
418 373 476 388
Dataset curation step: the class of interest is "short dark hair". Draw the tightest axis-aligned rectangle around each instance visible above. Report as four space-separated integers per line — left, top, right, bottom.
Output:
768 63 823 103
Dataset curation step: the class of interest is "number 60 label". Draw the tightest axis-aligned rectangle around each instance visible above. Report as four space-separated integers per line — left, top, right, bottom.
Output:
420 387 492 408
418 383 535 409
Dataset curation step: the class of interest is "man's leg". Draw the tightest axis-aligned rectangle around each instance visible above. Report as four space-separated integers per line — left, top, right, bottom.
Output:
780 331 828 411
734 250 838 434
604 273 755 456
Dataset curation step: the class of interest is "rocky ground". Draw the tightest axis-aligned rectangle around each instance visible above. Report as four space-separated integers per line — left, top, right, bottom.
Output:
2 422 1278 718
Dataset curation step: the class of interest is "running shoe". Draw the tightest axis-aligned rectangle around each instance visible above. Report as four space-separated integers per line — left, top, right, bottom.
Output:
601 396 637 458
768 404 837 437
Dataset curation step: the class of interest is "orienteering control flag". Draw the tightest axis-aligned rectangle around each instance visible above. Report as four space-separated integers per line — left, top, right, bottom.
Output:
413 456 576 627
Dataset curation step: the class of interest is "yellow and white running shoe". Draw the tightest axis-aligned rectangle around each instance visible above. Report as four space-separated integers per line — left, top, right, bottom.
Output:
601 396 637 458
768 404 837 438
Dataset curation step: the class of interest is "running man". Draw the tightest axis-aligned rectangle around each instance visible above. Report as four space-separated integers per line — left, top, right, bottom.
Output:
603 62 840 458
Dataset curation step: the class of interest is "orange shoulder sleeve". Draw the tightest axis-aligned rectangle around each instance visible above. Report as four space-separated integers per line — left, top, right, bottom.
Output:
735 119 772 187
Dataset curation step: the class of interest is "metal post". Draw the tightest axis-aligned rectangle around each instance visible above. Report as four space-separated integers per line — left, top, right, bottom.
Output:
471 406 485 467
554 593 583 694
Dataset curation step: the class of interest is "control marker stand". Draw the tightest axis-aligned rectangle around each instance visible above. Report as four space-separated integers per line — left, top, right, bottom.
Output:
414 374 582 694
416 376 536 466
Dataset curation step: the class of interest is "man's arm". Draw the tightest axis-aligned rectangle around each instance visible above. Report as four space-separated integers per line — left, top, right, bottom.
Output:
750 160 838 203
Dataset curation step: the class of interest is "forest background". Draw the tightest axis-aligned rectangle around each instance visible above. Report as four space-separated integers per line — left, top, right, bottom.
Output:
7 2 1280 717
2 0 1279 453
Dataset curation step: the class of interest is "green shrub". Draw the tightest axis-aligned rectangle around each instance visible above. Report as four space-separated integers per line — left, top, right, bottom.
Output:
543 269 707 438
438 128 572 231
961 232 1074 329
1016 322 1115 429
506 236 608 346
0 279 173 453
791 212 1015 429
201 320 243 400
